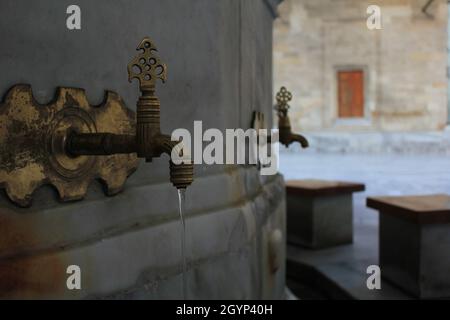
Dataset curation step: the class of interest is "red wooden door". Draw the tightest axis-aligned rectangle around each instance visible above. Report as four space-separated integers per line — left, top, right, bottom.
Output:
338 70 364 118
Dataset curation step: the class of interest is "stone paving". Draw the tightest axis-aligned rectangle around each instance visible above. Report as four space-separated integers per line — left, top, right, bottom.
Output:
280 149 450 299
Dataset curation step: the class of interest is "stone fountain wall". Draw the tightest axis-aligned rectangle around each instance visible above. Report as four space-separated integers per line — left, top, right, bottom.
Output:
0 0 286 299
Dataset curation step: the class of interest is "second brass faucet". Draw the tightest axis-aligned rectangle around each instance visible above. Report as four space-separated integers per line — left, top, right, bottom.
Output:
275 87 309 148
66 37 193 190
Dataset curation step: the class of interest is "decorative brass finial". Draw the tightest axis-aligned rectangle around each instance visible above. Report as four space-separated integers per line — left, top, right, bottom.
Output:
127 37 167 91
275 86 292 117
276 86 292 108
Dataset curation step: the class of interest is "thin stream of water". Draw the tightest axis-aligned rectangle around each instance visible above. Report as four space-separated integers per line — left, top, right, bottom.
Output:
177 188 187 300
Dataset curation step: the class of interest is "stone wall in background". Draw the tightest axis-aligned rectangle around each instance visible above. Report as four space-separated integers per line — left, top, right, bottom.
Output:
274 0 448 132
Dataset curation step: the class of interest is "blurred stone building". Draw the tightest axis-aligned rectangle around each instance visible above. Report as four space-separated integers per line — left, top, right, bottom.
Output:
274 0 448 133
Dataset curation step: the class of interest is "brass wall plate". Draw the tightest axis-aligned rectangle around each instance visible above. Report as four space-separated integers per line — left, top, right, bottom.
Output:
0 84 139 207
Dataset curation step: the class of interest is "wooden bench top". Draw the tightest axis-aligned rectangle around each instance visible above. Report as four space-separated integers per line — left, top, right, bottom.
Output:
286 179 365 197
367 194 450 224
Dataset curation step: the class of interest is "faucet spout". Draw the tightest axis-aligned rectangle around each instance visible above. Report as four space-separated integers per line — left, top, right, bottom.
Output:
289 133 309 148
63 37 194 192
278 125 309 148
156 135 193 190
66 132 194 190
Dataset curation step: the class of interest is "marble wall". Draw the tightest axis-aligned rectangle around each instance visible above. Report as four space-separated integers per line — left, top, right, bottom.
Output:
0 0 286 299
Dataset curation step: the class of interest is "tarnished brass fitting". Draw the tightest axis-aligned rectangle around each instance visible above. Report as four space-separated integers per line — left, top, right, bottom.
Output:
67 37 193 190
275 87 309 148
170 161 194 190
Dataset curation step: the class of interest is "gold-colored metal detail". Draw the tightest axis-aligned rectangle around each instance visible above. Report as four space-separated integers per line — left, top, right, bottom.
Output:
125 37 193 190
274 86 309 149
127 36 167 91
68 37 193 190
0 36 193 207
68 37 193 191
0 85 139 207
275 86 292 112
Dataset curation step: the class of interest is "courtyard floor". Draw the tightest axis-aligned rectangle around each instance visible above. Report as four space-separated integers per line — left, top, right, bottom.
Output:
279 149 450 299
279 149 450 226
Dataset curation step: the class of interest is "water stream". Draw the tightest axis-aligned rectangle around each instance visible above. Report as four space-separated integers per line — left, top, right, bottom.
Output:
177 188 187 300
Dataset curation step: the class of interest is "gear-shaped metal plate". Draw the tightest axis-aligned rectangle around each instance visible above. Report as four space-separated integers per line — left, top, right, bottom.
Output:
0 84 139 207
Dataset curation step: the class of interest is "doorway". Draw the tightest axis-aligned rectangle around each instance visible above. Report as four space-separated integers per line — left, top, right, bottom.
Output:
337 70 364 118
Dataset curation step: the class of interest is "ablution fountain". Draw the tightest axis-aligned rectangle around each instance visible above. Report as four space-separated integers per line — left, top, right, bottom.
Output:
0 0 286 299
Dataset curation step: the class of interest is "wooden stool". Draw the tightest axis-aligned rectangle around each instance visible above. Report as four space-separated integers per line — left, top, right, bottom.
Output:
286 179 365 249
367 194 450 299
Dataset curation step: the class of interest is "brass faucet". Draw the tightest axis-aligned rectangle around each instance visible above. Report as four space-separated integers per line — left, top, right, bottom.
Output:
275 87 308 148
66 37 193 190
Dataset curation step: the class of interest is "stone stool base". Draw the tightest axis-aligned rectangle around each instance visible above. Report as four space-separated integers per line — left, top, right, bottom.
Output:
367 194 450 299
286 180 365 249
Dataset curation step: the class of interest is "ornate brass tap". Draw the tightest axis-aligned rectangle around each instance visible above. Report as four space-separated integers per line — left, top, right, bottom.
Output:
275 87 308 148
67 37 194 189
0 37 193 207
